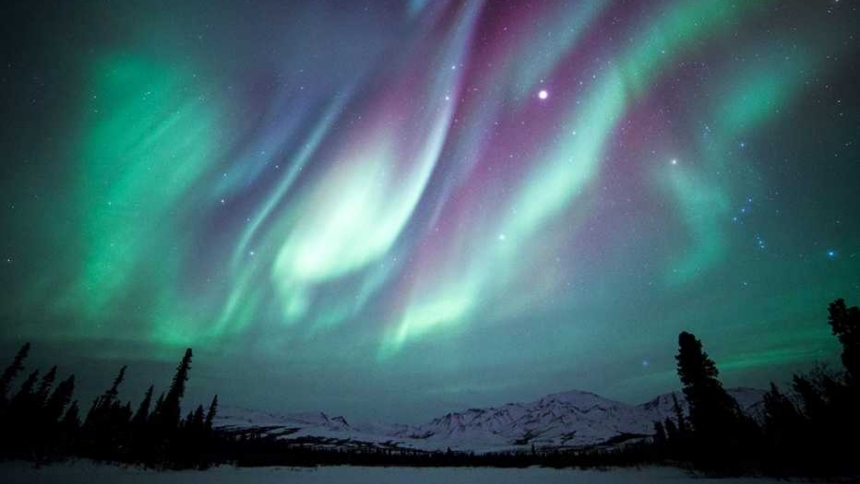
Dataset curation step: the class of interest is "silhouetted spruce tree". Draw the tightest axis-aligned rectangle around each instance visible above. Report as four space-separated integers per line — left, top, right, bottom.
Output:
675 331 747 466
192 404 205 430
59 399 80 450
103 366 126 408
827 298 860 383
44 375 75 423
35 365 57 407
0 342 30 403
182 409 194 429
149 392 165 425
132 385 154 427
128 385 155 464
205 395 218 430
200 395 220 468
159 348 192 431
83 365 130 460
86 365 127 427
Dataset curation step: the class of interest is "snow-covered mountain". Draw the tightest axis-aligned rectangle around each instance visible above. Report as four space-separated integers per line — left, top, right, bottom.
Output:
403 390 651 450
214 387 765 452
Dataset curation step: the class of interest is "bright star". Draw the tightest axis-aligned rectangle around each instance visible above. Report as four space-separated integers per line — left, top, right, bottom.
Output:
671 159 678 165
827 249 837 258
538 89 548 100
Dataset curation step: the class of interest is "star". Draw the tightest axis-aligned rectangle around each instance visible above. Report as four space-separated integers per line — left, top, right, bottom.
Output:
538 89 548 100
827 249 837 259
671 159 678 165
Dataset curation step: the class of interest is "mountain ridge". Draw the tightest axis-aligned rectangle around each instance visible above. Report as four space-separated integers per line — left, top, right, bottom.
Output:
215 387 765 452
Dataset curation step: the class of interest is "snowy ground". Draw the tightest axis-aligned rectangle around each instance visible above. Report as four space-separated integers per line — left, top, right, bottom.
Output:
0 461 788 484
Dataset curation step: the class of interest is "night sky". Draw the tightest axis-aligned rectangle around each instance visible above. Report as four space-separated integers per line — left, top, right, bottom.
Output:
1 0 859 423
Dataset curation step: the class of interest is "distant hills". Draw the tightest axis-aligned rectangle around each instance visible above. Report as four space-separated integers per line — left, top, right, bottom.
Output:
215 387 765 452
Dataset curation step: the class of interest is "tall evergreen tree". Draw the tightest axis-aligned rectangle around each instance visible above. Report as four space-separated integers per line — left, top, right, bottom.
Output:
159 348 192 430
0 342 30 402
675 331 746 461
36 365 58 406
84 367 122 429
103 366 127 409
149 392 165 425
44 375 75 423
205 395 218 430
191 404 205 430
132 385 154 426
87 365 127 426
58 399 81 452
182 409 194 429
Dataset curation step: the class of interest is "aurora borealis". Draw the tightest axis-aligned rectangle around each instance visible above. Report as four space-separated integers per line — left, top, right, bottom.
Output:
1 0 859 422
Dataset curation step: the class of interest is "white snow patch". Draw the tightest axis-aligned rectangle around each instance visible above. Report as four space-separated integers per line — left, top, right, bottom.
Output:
0 460 787 484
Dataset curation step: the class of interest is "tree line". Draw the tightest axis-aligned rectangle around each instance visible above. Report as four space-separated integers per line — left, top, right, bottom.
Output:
0 296 857 475
651 297 860 477
0 346 220 469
